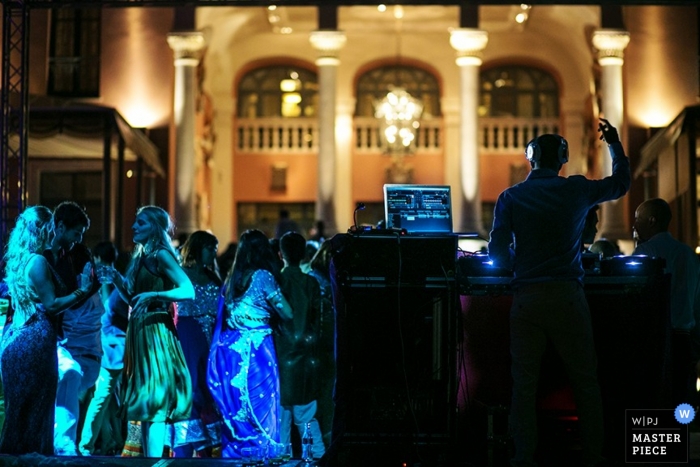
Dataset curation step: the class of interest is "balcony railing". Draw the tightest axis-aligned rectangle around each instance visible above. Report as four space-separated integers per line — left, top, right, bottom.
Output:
234 116 560 154
236 117 318 153
479 117 560 154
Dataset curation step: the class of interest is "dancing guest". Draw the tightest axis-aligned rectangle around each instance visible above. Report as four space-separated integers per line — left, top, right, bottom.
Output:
208 229 292 458
102 205 194 457
47 201 103 456
277 232 325 458
170 231 223 456
0 206 93 454
307 240 336 447
79 242 129 456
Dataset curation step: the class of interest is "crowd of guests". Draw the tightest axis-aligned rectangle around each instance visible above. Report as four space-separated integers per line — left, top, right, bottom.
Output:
0 203 334 460
0 145 699 466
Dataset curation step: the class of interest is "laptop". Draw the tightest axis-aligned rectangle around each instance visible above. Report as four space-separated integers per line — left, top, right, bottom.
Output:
383 184 453 235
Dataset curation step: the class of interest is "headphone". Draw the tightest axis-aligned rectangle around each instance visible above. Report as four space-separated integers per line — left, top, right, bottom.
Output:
525 135 569 164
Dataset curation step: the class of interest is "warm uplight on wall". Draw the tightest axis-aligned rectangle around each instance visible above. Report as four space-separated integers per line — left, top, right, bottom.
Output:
121 105 161 129
126 170 134 178
638 108 676 128
630 91 678 128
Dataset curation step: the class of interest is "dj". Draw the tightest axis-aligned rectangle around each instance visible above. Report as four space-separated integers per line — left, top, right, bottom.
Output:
488 119 630 467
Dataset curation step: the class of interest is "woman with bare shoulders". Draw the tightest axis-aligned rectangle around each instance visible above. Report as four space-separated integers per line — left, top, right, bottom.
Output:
102 206 194 457
0 206 93 454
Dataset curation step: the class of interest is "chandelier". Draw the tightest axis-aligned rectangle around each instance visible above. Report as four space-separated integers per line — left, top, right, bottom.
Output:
375 86 423 155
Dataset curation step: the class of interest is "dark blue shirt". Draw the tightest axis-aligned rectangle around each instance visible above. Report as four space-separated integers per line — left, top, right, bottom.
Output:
488 142 630 287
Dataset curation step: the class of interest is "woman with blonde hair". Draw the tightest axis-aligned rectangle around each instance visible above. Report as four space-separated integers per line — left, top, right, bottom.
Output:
103 205 194 457
1 205 93 454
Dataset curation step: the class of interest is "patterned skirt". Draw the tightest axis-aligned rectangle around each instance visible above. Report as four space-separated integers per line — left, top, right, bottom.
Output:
207 327 281 458
0 312 58 455
121 309 192 423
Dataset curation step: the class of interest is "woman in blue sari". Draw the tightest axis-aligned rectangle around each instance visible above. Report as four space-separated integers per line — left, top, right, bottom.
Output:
207 229 292 458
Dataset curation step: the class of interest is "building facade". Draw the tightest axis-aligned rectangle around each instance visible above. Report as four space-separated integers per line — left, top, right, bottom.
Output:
3 4 698 251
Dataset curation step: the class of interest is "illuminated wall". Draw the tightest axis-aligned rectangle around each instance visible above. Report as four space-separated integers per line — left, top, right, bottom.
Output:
625 6 699 130
101 8 175 129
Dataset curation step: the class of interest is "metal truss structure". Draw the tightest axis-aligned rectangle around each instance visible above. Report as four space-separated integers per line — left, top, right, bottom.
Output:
1 1 29 247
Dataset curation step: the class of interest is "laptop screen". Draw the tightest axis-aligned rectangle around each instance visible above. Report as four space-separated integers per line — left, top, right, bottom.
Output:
383 184 453 234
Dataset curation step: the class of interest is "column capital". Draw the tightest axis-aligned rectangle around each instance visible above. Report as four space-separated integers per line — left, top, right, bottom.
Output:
592 29 630 66
449 28 488 67
309 30 347 66
167 31 207 65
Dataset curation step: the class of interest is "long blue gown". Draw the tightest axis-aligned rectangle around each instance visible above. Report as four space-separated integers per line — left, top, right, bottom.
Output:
207 269 284 458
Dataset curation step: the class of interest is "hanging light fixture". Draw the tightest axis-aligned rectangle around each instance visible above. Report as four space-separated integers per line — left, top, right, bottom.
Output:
375 87 423 154
374 5 424 156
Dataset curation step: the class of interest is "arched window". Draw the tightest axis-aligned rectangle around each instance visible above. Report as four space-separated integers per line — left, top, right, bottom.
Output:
479 66 559 118
238 65 318 118
355 65 440 118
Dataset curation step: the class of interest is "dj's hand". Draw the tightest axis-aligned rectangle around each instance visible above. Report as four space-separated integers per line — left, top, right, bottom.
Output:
598 118 620 145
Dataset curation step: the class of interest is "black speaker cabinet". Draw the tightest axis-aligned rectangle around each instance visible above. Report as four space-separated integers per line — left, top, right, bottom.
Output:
334 234 457 288
325 235 459 466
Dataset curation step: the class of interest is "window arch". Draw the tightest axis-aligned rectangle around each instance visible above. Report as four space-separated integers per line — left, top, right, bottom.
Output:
238 65 318 118
355 65 440 118
479 65 559 118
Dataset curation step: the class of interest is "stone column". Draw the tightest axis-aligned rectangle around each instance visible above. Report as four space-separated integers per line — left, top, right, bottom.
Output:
592 29 630 240
167 31 206 235
309 30 346 235
449 28 488 235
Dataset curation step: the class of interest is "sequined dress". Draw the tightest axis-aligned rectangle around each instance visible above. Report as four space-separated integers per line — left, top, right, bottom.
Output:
169 270 222 450
0 254 63 454
121 249 193 423
207 269 284 458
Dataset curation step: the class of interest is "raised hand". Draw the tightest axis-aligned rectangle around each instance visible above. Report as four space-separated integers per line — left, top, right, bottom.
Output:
77 261 94 293
598 118 620 145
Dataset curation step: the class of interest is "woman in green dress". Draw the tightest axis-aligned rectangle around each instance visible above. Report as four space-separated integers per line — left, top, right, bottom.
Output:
104 205 194 457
